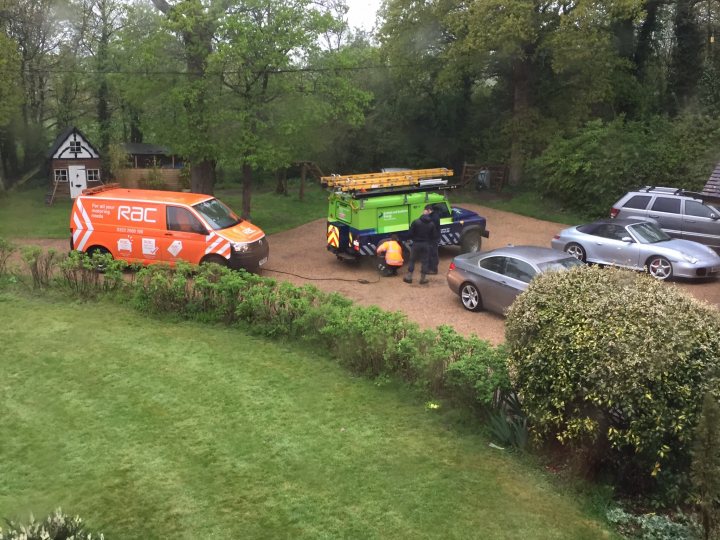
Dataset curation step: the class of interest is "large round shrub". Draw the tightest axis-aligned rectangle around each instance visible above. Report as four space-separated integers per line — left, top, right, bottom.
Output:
505 265 720 501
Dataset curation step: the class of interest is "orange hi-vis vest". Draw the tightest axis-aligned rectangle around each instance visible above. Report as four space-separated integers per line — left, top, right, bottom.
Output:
377 240 404 266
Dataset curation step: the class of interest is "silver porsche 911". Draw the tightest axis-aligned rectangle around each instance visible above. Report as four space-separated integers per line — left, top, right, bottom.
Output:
551 218 720 280
446 245 583 314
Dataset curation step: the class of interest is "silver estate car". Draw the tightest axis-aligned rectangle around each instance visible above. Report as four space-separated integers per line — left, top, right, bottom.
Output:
447 245 583 314
551 218 720 280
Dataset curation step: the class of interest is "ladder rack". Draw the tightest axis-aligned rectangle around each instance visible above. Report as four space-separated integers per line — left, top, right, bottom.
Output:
321 168 454 192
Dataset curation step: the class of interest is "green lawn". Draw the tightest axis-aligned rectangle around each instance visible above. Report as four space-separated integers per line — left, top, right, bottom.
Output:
0 182 328 239
0 290 613 539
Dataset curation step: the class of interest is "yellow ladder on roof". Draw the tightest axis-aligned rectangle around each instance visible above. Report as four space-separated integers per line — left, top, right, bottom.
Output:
321 168 454 192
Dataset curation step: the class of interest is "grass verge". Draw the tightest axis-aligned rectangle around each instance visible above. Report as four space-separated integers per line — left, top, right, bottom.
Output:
0 289 613 539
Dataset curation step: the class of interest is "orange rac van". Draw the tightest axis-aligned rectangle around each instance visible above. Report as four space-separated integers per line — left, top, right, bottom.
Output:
70 184 268 272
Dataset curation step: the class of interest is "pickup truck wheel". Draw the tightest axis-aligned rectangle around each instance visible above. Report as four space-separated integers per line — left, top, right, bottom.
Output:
460 230 482 254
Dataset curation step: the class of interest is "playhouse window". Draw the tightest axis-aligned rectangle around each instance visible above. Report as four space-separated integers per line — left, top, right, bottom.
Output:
87 169 100 182
54 169 68 182
69 140 81 153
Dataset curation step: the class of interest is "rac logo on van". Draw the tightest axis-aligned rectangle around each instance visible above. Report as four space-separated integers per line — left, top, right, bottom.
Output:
118 206 157 223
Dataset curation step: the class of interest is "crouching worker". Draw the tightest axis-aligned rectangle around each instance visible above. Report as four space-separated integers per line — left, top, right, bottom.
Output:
376 234 404 276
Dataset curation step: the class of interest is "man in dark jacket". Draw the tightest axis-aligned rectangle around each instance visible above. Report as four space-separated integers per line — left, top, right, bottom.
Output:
403 205 437 284
427 204 441 274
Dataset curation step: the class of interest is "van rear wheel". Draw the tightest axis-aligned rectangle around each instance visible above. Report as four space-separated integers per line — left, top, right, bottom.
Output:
86 246 112 271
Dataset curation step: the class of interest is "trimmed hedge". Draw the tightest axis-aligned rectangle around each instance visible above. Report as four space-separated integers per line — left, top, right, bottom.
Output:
505 265 720 503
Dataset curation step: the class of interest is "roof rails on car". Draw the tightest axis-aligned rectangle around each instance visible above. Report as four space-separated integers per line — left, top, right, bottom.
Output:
639 186 684 195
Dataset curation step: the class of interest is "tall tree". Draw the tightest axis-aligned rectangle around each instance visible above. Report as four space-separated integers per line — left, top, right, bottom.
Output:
0 29 24 190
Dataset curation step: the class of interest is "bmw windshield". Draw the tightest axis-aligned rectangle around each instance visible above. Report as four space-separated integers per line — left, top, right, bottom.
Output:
193 198 242 230
628 222 671 244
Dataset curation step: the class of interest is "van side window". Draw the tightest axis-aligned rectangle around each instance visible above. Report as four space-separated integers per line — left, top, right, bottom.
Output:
651 197 681 214
167 206 206 234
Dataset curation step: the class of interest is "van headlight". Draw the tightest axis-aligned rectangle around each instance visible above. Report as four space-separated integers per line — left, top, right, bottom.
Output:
232 241 249 253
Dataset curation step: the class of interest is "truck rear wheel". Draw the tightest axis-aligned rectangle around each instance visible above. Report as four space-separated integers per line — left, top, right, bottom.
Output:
460 230 482 254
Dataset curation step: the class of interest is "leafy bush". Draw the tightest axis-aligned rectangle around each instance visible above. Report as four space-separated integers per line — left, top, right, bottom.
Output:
0 237 16 275
605 506 700 540
21 246 58 289
59 251 129 297
527 115 720 216
505 265 720 503
0 508 103 539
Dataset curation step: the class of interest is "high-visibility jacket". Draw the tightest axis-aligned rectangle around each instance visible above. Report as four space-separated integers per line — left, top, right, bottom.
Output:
377 240 404 266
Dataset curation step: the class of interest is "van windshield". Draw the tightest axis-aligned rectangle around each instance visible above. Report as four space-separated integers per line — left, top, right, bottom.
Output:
193 198 241 230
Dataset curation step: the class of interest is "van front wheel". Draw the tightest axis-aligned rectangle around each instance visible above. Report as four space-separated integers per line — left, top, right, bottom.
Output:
201 255 228 268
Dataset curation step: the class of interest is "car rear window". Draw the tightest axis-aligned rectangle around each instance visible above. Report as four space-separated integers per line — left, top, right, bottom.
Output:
651 197 681 214
622 195 651 210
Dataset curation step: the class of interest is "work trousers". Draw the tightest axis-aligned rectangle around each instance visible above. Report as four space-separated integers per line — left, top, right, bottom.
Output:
427 239 440 273
407 241 430 275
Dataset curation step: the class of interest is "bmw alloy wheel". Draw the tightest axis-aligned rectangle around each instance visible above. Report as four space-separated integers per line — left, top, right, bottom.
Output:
460 283 482 311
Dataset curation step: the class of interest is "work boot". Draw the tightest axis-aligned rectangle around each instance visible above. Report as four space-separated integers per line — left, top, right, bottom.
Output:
403 273 413 284
419 274 429 284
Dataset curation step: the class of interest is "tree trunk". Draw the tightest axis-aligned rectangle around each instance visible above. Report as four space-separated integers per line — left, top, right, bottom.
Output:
299 162 306 201
242 162 253 220
508 58 530 187
275 168 287 195
191 159 215 195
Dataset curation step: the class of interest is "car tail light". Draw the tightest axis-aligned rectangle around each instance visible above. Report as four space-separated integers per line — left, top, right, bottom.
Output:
553 234 560 240
610 207 619 218
449 262 456 270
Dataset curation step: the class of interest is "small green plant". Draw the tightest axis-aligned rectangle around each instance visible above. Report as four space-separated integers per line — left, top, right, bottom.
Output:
0 508 104 539
486 393 528 450
0 237 16 275
138 166 167 190
59 251 128 297
21 246 58 289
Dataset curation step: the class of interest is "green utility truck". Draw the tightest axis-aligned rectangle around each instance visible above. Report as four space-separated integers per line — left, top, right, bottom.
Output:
322 168 489 260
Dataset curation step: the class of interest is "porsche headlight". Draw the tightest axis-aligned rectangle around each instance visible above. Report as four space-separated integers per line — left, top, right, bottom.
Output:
680 252 698 264
232 241 249 253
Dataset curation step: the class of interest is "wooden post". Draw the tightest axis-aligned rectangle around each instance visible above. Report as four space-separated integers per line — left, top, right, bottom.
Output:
299 162 306 201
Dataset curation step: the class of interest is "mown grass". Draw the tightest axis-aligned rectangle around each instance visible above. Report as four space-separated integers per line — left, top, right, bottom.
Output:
0 182 328 239
0 289 613 539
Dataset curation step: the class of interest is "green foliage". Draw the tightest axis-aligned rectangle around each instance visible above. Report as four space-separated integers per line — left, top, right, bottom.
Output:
137 166 167 190
58 251 129 298
605 506 700 540
691 393 720 539
20 246 58 289
486 393 529 450
528 116 720 216
0 508 103 540
0 238 16 275
506 265 720 504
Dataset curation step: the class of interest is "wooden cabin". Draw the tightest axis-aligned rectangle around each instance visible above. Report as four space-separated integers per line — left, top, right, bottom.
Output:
47 127 103 202
116 142 184 190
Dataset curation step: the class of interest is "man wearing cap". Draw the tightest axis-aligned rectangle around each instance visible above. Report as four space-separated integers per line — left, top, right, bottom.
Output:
403 205 437 284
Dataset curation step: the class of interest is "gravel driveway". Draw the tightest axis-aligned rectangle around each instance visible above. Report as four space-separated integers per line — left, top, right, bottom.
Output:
11 204 720 344
262 204 720 345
